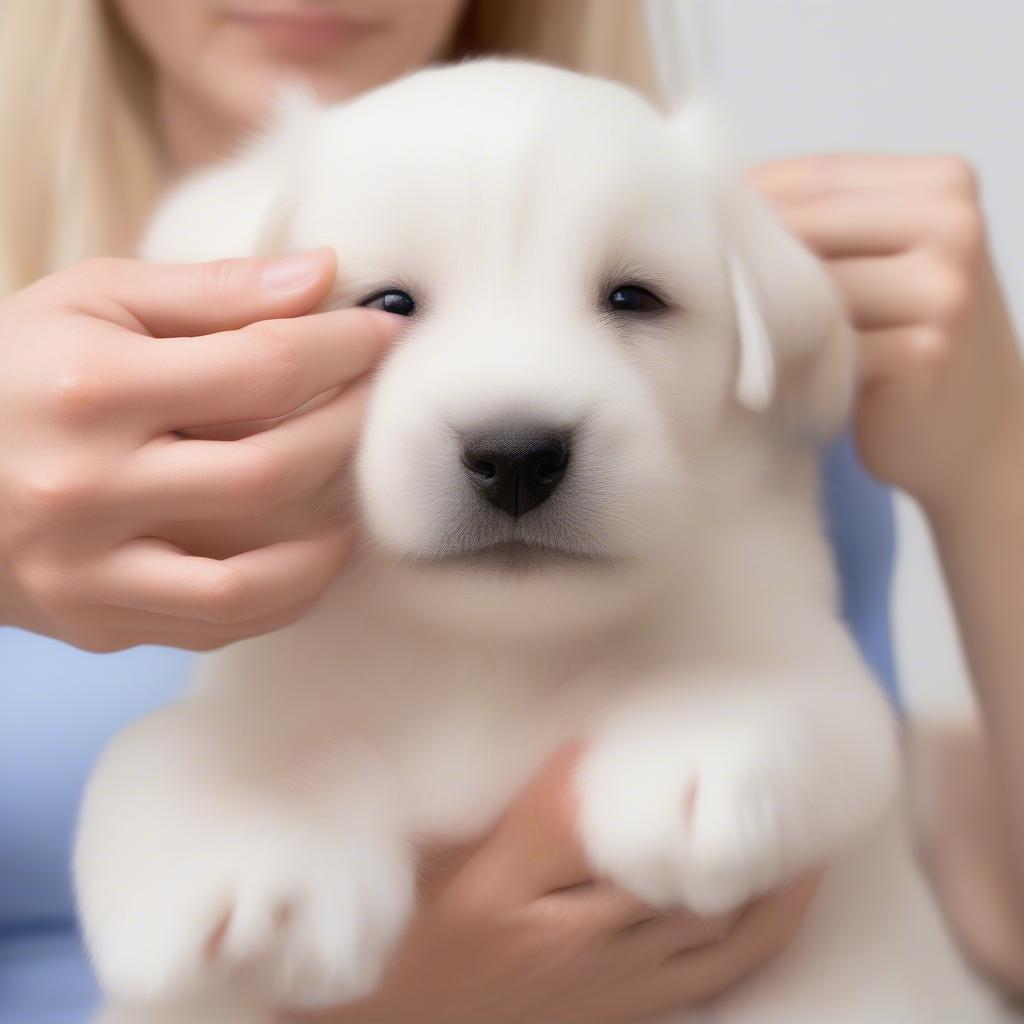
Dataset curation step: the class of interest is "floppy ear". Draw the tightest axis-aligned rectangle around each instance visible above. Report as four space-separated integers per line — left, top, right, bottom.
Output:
139 84 319 263
673 102 855 442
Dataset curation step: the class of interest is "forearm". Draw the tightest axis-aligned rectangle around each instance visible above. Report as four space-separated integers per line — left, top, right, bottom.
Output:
926 438 1024 902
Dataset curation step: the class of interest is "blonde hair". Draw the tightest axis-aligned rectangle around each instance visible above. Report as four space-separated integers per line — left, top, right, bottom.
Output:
0 0 660 296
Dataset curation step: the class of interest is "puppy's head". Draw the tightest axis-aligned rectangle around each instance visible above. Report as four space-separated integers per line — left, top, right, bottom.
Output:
145 61 853 633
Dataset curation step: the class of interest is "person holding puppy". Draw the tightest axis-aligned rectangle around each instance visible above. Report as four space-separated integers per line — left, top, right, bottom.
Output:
0 1 1021 1020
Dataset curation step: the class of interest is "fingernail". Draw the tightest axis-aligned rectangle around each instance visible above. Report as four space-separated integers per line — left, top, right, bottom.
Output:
261 250 330 292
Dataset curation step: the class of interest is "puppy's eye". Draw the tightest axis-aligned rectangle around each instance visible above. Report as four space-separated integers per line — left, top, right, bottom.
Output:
608 285 666 313
360 289 415 316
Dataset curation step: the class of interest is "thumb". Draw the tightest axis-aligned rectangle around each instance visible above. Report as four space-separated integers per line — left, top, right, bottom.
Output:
60 248 338 338
458 742 593 902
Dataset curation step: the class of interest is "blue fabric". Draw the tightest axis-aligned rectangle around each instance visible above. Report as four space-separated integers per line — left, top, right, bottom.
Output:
821 432 900 708
0 930 101 1024
0 431 898 1022
0 636 194 1021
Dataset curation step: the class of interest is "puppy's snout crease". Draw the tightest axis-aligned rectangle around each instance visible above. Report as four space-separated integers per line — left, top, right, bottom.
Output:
461 427 572 517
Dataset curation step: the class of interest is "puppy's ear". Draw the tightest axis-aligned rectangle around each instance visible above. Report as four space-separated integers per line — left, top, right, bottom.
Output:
672 102 855 441
139 83 320 263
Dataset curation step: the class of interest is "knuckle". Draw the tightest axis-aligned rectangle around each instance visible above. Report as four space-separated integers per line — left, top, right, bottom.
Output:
243 323 303 407
194 565 253 623
905 325 950 367
44 361 112 422
19 462 101 519
931 155 979 197
913 250 970 327
198 257 252 306
938 200 986 259
925 267 971 326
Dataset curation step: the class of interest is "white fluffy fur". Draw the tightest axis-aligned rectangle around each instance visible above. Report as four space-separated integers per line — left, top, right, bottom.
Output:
76 61 997 1022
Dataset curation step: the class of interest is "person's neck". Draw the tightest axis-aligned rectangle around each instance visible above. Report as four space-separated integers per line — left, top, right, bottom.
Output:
158 79 249 176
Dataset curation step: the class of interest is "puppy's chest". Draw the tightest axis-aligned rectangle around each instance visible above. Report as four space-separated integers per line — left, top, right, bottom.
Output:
358 650 619 841
204 621 637 842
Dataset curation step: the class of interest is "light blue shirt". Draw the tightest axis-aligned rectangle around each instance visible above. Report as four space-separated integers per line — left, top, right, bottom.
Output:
0 432 897 1022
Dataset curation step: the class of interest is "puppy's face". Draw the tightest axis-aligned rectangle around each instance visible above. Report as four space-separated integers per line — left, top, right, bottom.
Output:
283 64 745 623
145 61 850 630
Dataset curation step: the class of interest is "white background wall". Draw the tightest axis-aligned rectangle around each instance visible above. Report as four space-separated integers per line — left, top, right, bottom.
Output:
697 0 1024 716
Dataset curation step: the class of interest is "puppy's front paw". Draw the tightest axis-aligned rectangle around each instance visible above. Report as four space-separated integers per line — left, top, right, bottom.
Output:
578 733 815 917
208 827 415 1009
80 821 414 1010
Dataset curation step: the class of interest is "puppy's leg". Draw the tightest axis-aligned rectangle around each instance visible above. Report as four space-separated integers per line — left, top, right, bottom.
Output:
577 620 899 917
77 699 414 1014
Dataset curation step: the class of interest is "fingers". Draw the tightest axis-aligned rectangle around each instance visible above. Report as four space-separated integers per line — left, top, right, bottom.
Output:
536 883 659 934
765 189 985 265
750 153 977 201
768 192 936 259
616 905 741 960
131 308 397 433
46 250 339 337
858 326 948 385
639 871 822 1009
66 593 323 653
456 743 594 903
120 385 369 521
827 251 962 331
89 527 354 624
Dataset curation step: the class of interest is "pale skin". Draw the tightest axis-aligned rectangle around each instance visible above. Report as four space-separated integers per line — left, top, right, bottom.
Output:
1 0 1021 1015
0 249 399 650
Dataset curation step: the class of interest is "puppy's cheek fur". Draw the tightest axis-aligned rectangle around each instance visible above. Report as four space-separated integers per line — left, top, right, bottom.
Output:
355 345 465 557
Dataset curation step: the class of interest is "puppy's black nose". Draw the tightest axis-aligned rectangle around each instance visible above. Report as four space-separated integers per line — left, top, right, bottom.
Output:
461 427 572 517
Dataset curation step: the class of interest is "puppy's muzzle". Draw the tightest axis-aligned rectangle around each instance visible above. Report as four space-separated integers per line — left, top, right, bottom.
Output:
460 426 572 518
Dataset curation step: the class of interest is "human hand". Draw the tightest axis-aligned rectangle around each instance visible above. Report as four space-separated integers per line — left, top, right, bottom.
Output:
750 155 1024 520
284 745 821 1024
0 249 398 651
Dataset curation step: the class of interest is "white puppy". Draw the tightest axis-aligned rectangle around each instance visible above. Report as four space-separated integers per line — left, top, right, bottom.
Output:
75 60 998 1023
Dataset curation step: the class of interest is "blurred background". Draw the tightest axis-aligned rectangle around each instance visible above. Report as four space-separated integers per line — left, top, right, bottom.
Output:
695 0 1024 720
